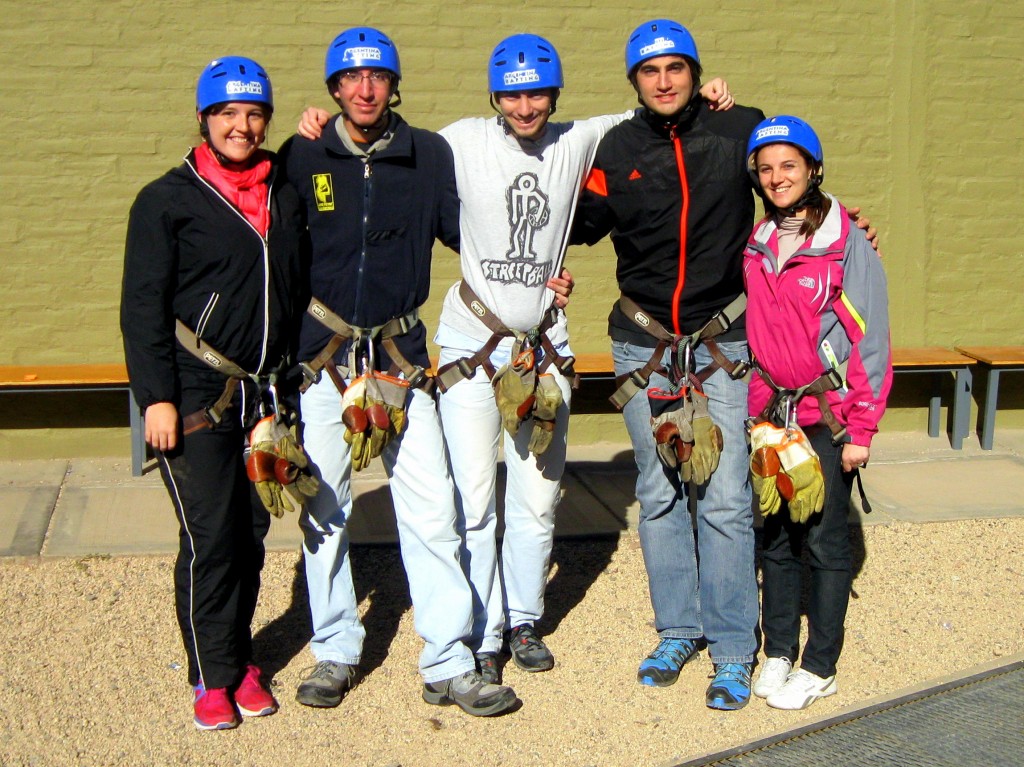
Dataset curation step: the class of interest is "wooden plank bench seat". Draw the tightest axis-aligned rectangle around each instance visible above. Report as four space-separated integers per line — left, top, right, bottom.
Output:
954 346 1024 450
569 347 976 449
0 363 146 476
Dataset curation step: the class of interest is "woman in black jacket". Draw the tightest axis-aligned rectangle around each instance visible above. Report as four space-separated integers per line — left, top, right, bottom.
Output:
120 56 305 731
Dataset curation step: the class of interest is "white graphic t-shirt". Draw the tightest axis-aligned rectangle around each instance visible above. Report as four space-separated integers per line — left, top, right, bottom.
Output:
435 111 631 351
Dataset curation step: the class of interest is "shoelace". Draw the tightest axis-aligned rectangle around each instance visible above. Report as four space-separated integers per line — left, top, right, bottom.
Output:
712 663 750 683
650 638 696 665
512 627 545 651
305 660 346 681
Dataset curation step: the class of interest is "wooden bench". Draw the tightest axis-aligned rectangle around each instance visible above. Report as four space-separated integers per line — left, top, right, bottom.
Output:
954 346 1024 450
570 347 976 449
0 364 147 476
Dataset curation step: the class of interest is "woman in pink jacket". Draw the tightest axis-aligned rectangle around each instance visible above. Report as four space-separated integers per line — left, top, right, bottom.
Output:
741 116 892 711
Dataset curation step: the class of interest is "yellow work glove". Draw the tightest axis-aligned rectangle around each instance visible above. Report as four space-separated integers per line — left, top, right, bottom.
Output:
648 388 693 470
749 421 787 517
492 347 537 437
246 416 320 517
341 375 373 471
363 371 410 462
775 426 826 523
681 389 723 485
342 373 410 472
528 373 563 456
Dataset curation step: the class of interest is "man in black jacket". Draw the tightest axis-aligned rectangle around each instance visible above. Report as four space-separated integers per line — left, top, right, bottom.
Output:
279 26 517 718
573 19 763 710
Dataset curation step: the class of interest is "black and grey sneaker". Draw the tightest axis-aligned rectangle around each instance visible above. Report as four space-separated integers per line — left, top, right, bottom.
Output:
507 624 555 672
422 670 517 717
295 660 355 708
475 652 500 684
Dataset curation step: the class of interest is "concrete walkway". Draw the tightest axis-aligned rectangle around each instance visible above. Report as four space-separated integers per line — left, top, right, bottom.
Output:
2 429 1023 559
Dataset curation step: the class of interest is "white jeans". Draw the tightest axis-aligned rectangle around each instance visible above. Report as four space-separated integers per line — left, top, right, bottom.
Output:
299 376 476 684
438 344 572 654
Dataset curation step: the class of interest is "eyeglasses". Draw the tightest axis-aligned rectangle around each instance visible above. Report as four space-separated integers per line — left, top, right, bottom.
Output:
340 70 394 86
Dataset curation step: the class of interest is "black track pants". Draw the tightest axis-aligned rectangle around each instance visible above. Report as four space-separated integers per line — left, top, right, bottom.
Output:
157 419 271 689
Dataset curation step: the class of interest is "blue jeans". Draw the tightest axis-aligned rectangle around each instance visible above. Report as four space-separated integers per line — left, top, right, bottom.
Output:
761 424 853 678
299 377 476 684
613 339 757 664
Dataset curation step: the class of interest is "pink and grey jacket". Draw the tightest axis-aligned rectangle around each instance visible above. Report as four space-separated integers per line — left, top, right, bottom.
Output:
742 197 893 447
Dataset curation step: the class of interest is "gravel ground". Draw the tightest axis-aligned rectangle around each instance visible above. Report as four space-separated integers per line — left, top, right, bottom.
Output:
2 518 1022 767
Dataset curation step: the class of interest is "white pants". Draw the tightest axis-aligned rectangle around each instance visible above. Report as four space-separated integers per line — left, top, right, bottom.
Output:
299 376 476 683
438 344 572 654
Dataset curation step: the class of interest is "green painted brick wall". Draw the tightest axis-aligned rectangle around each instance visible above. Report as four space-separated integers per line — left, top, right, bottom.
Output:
1 0 1022 457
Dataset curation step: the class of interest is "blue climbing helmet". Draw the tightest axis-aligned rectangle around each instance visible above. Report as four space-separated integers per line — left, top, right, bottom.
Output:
488 34 563 93
196 56 273 113
325 26 401 83
746 115 825 187
625 19 699 77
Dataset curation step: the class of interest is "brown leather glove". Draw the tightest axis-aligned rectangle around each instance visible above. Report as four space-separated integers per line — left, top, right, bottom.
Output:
528 373 563 456
775 425 825 523
648 387 694 470
492 347 537 437
342 373 409 472
748 421 787 517
246 416 319 517
681 389 723 485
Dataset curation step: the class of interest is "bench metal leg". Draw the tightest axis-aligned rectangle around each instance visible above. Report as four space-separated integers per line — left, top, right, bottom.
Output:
927 376 941 438
129 390 146 476
980 368 999 451
951 365 972 451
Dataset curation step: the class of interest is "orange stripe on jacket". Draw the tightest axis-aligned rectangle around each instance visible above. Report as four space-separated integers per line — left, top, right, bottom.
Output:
584 168 608 197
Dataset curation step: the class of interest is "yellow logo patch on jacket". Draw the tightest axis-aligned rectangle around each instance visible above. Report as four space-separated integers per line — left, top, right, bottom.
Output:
313 173 334 212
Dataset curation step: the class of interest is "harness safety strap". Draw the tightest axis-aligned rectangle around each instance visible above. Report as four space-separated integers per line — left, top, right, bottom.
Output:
300 297 430 394
435 281 575 392
610 294 748 410
174 320 251 435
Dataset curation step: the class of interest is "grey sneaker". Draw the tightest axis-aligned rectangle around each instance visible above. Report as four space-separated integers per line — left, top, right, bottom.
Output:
507 624 555 672
422 670 517 717
475 652 500 684
295 660 355 708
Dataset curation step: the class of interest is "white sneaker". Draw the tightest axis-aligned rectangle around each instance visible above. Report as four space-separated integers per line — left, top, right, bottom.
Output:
766 668 837 710
752 657 793 698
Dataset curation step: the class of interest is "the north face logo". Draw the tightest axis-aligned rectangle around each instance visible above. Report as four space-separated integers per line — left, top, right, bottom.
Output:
798 276 816 289
628 169 642 181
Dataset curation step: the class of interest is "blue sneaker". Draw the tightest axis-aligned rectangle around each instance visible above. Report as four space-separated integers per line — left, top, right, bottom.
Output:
637 637 699 687
706 662 752 710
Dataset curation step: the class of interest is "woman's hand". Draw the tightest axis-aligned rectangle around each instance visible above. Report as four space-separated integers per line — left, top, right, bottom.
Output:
699 78 735 111
145 402 180 452
297 107 332 140
842 443 870 473
548 267 575 309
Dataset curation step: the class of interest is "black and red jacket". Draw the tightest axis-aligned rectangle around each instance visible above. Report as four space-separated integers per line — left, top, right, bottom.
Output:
121 150 305 413
573 99 765 345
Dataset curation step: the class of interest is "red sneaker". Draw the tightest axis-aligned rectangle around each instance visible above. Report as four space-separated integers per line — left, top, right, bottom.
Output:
193 682 239 731
233 664 278 717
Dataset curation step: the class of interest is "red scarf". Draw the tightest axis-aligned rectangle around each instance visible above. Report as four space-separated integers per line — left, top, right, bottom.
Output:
194 143 272 237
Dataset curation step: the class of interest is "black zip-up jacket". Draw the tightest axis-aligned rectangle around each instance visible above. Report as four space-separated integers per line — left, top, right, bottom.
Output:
121 149 305 412
573 99 765 345
278 112 460 370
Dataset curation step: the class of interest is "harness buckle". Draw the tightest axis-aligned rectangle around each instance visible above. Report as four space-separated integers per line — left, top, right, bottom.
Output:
203 405 223 427
730 360 751 380
628 369 650 388
456 358 476 380
299 362 322 386
406 366 427 389
824 367 845 390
